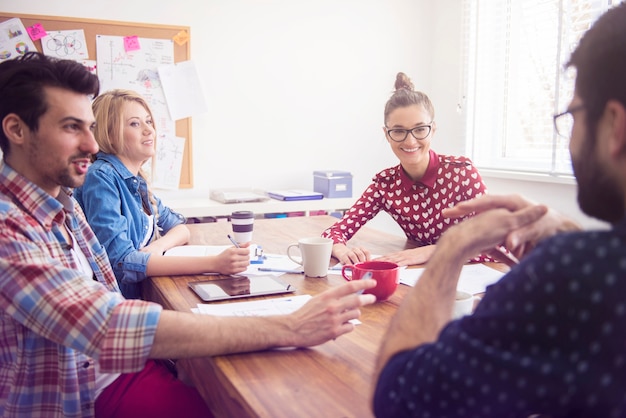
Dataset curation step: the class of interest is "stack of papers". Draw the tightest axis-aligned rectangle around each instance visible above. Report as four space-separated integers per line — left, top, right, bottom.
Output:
192 294 360 324
164 244 317 275
399 264 505 295
210 188 269 203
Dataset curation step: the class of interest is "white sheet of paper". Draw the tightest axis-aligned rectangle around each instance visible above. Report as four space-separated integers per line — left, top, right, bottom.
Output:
0 18 38 63
195 294 312 317
158 60 208 120
243 253 303 276
193 294 360 325
153 135 185 190
164 245 291 276
41 29 89 60
164 246 365 278
399 264 505 295
164 244 231 257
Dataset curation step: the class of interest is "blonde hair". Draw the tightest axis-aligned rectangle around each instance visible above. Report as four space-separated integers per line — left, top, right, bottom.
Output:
383 72 435 125
92 89 161 239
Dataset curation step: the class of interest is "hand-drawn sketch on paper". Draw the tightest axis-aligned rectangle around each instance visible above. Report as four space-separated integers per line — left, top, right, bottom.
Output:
41 29 89 60
96 35 181 187
95 35 175 138
153 135 186 190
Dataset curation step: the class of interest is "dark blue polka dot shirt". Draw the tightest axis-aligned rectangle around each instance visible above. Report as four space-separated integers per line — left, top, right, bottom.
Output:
374 220 626 418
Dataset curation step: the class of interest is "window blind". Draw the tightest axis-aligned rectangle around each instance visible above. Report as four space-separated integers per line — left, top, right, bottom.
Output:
462 0 619 176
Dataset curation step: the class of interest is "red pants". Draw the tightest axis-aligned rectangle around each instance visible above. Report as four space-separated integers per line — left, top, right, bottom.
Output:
95 360 212 418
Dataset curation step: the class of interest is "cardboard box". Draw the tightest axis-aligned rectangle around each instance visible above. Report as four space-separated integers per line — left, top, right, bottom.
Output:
313 170 353 198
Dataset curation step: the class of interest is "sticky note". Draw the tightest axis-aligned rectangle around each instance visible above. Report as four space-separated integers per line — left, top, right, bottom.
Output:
27 23 47 41
173 30 189 46
123 35 140 52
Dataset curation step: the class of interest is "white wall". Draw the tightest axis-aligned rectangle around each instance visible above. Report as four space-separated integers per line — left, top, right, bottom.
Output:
5 0 429 195
5 0 607 233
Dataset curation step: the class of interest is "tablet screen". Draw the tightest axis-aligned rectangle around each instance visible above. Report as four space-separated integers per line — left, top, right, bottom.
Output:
188 275 295 302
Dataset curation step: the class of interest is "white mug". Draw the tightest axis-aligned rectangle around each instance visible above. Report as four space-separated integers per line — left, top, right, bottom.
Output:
453 290 477 319
287 237 333 277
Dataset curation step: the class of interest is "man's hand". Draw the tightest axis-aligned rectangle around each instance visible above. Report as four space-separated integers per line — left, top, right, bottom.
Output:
443 194 581 261
439 202 549 263
286 279 377 347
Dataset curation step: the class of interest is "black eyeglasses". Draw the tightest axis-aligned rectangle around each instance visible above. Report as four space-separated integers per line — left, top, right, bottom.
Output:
385 123 433 142
553 104 585 138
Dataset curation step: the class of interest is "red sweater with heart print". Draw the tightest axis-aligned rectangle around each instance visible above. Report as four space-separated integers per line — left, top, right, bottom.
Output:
322 150 488 251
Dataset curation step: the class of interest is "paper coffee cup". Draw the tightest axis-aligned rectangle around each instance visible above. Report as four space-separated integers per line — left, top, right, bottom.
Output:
231 211 254 244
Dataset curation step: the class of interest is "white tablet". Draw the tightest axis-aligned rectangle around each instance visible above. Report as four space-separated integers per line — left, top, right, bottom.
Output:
188 275 295 302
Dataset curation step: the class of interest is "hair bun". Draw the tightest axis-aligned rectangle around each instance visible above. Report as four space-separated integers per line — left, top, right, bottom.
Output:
394 72 414 91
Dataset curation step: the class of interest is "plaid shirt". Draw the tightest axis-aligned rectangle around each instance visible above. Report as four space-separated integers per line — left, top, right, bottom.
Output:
0 162 163 418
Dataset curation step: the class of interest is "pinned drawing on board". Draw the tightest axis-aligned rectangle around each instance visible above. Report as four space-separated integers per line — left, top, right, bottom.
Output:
95 34 176 146
158 60 208 120
0 18 37 63
152 135 186 190
79 59 97 75
96 34 183 186
41 29 89 60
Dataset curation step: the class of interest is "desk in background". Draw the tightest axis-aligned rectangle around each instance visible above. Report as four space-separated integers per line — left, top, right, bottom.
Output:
144 216 506 417
163 196 356 221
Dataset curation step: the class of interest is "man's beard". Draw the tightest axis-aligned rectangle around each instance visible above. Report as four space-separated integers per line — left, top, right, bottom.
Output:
59 169 84 189
572 131 624 223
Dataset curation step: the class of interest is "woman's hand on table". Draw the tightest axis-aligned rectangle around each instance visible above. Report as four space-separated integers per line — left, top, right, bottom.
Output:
332 243 371 265
377 245 436 266
211 243 251 275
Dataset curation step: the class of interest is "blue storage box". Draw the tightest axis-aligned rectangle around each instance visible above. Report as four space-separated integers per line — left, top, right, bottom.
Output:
313 170 353 198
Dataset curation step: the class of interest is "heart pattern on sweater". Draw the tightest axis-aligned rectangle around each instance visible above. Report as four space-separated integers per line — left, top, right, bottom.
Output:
322 158 486 246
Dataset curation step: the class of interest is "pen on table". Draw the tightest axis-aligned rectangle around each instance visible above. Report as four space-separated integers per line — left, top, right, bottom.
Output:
355 271 373 295
493 245 520 265
258 267 304 274
227 234 241 248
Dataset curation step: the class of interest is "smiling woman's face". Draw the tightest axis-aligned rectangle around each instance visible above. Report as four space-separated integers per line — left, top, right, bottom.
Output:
383 104 435 177
119 100 156 169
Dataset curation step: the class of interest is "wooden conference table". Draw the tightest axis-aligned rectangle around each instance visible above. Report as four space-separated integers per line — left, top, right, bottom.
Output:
143 215 504 418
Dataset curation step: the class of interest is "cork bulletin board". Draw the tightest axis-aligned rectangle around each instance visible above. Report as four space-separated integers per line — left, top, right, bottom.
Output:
0 12 194 188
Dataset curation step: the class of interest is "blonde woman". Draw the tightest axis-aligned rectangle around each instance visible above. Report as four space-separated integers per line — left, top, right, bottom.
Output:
75 89 249 298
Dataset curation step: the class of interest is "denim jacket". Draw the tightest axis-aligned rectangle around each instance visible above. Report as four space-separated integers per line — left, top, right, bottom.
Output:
75 153 185 299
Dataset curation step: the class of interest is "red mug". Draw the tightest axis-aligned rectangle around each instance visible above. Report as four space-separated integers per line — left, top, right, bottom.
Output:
341 261 400 301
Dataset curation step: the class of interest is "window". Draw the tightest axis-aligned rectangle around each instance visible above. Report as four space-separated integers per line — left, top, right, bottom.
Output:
462 0 619 177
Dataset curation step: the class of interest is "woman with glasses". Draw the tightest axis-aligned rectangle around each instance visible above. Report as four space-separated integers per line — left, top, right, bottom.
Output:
322 73 489 266
75 89 251 299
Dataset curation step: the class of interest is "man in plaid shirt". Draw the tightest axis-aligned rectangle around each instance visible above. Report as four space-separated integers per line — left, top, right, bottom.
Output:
0 52 376 418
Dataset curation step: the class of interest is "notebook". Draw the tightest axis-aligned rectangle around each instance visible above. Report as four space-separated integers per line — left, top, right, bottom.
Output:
210 188 269 203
